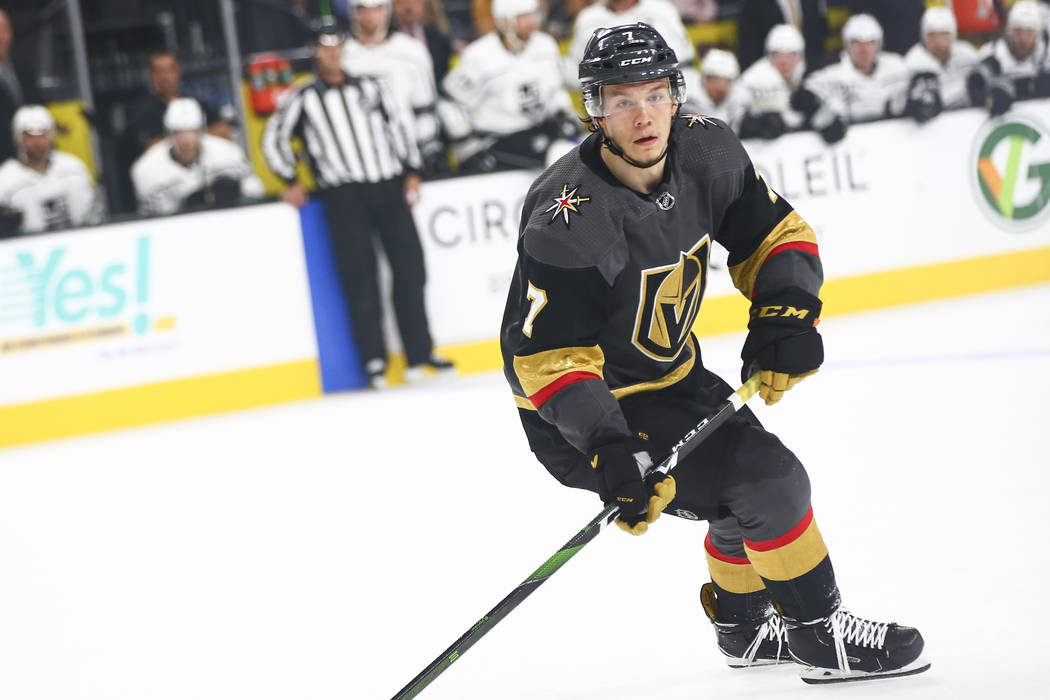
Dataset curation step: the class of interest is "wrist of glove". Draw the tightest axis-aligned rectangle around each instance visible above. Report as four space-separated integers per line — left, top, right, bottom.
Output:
591 439 676 536
741 290 823 405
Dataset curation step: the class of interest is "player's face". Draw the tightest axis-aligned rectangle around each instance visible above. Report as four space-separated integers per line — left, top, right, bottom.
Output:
171 130 201 160
356 5 389 35
20 131 52 163
924 31 953 63
149 54 180 98
770 51 801 83
598 79 676 163
703 75 732 104
511 11 540 41
1010 28 1038 59
848 39 879 74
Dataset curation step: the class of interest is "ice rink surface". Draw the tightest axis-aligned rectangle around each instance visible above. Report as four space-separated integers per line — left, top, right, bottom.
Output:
2 283 1048 700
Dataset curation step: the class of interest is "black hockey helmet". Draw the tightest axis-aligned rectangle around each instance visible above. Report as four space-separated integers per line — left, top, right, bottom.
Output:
579 23 687 118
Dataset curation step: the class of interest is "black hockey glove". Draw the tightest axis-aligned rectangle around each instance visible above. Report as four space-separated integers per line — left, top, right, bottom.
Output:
818 115 846 145
905 72 943 124
741 289 823 406
789 88 821 119
988 81 1014 117
590 440 676 536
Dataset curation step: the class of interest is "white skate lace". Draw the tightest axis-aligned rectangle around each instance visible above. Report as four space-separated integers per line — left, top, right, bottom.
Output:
742 614 786 667
827 608 890 674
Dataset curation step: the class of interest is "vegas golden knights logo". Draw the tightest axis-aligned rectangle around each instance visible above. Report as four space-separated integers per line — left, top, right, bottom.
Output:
632 237 710 361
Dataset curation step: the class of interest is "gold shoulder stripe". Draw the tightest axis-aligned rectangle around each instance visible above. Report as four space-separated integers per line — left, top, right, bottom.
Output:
729 210 817 300
511 337 696 411
512 345 605 398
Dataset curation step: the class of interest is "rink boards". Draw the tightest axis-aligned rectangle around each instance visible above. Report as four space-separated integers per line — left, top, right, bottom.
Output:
1 100 1048 447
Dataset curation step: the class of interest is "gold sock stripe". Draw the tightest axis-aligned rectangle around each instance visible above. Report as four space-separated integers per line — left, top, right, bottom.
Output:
743 517 829 582
705 550 767 594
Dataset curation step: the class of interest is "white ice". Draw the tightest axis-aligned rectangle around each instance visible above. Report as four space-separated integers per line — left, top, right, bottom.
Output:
1 283 1048 700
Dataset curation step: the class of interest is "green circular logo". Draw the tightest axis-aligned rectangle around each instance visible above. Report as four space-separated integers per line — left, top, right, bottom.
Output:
972 114 1050 231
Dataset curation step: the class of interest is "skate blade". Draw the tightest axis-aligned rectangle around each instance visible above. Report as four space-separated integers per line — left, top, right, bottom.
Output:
799 656 931 684
727 657 793 669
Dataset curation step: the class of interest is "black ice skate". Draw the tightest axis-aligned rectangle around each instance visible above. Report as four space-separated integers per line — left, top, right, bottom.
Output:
700 583 790 668
785 607 931 684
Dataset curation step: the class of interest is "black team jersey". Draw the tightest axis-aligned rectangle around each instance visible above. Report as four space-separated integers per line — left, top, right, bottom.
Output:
500 114 823 456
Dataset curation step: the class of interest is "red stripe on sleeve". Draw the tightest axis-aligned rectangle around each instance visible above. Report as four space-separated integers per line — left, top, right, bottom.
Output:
705 534 752 565
743 507 814 552
767 241 819 260
528 371 600 408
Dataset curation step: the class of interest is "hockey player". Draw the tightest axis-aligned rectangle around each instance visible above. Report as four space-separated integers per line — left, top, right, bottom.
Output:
566 0 702 104
804 13 910 124
969 0 1050 113
500 23 930 684
0 105 101 235
131 98 263 217
692 49 750 133
343 0 446 172
442 0 578 172
904 6 979 116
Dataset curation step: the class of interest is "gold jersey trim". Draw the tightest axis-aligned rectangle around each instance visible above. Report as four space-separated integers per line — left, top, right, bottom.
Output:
729 210 817 300
513 336 696 411
512 345 606 398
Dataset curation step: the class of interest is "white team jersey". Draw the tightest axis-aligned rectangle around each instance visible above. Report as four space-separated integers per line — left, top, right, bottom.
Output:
739 57 806 130
690 81 751 132
976 38 1050 79
805 52 910 123
0 151 102 234
342 32 439 145
567 0 702 100
131 134 264 216
904 41 980 108
444 32 574 137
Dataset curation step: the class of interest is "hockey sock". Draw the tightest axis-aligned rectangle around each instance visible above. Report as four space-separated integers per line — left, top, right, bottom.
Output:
704 534 773 623
742 507 840 622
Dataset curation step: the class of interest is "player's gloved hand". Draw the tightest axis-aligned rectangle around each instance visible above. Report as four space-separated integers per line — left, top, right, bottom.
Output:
818 115 846 145
741 289 823 405
789 88 820 118
591 440 676 536
988 81 1014 116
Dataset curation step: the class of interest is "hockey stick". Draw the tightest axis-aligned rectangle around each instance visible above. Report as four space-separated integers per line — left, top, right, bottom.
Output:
390 373 763 700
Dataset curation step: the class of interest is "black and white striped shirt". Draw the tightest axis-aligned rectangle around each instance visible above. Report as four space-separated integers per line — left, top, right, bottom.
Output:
262 72 422 188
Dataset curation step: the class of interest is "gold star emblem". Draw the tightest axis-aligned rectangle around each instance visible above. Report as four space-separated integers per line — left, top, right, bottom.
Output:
681 113 718 129
544 184 591 225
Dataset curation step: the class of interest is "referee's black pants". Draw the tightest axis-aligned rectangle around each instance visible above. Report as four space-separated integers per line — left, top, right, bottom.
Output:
320 177 435 367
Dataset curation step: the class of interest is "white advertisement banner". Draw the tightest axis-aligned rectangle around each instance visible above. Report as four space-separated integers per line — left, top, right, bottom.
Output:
0 203 318 407
409 101 1050 345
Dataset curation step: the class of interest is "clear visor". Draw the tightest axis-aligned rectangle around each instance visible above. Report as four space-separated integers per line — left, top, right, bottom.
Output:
597 81 676 118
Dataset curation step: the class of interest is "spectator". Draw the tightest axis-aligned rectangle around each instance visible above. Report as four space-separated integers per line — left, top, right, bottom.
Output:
393 0 455 85
567 0 702 105
737 0 828 72
263 25 453 389
904 6 979 114
693 49 750 131
343 0 447 173
846 0 926 56
970 0 1050 112
131 99 262 216
125 50 227 157
0 106 102 235
805 14 909 124
0 9 41 165
443 0 579 171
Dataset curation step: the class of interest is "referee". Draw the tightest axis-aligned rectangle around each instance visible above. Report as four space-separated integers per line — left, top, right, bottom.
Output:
263 23 453 389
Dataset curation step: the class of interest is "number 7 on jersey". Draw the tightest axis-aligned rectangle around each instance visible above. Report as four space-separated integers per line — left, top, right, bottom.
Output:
523 282 548 338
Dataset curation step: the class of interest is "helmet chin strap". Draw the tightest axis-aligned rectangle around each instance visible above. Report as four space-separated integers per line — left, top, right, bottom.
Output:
593 105 679 170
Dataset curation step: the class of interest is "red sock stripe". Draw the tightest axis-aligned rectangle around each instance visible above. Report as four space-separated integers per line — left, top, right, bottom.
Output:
704 534 751 565
743 507 814 553
528 371 600 408
767 240 819 260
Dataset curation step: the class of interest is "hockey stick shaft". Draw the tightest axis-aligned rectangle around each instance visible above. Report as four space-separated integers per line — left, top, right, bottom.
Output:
391 373 763 700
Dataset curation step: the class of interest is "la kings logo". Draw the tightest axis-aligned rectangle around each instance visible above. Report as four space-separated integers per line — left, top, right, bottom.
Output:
632 236 709 361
